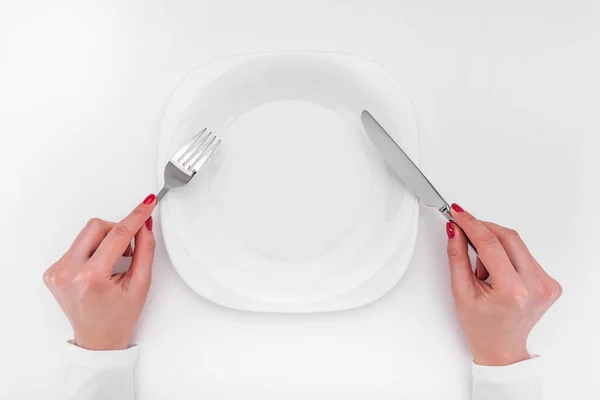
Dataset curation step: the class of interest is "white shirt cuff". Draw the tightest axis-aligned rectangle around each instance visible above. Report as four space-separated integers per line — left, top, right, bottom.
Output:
63 340 139 369
472 355 541 384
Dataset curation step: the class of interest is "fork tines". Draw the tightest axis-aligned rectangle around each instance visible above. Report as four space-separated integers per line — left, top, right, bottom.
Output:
174 128 222 173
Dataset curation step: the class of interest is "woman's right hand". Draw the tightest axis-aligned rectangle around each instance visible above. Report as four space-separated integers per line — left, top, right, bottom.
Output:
446 204 562 366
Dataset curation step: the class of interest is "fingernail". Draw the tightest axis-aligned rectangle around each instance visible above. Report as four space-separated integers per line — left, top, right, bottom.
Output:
143 194 156 205
145 216 153 231
451 203 464 213
446 222 455 239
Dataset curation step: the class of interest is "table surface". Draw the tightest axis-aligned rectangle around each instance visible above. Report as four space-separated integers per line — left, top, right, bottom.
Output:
1 1 599 399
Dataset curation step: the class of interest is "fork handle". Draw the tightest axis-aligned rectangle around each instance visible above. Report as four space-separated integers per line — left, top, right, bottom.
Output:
157 187 170 203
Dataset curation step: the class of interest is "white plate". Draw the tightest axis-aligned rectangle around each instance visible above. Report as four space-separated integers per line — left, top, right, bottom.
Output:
158 53 420 312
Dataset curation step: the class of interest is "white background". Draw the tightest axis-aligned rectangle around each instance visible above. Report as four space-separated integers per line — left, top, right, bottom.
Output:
1 0 600 399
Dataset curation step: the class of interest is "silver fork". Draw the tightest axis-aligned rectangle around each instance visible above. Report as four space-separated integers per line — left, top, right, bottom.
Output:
157 128 222 202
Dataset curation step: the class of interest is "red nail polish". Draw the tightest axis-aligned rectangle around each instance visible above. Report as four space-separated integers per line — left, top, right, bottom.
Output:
446 222 455 239
451 203 464 213
143 194 156 205
145 216 153 231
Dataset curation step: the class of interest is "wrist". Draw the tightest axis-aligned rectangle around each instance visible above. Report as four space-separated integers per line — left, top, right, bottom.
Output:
473 348 530 367
74 333 130 351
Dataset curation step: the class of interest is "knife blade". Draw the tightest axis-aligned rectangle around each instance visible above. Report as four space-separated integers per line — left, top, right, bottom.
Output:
361 110 453 221
361 110 480 265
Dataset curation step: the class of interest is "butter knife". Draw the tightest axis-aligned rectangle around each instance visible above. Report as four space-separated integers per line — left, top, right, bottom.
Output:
361 110 476 252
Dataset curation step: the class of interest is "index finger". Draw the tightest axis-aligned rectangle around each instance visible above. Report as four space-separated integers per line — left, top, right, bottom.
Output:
90 194 156 273
450 204 520 284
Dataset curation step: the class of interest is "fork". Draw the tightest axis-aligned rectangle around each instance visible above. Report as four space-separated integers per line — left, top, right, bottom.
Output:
157 128 222 202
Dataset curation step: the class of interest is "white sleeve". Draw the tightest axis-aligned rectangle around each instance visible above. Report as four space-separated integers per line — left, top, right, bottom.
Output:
60 341 138 400
471 356 542 400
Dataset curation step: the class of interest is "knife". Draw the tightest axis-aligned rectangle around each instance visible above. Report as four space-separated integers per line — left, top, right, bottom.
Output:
361 110 477 253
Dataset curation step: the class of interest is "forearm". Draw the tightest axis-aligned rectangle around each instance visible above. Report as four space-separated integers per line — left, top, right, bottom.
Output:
471 356 542 400
61 341 138 400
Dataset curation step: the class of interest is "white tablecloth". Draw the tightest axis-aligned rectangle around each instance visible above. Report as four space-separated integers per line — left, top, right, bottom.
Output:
1 1 599 398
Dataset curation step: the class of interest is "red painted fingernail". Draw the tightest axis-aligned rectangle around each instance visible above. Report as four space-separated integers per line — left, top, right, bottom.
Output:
451 203 464 213
143 194 156 205
446 222 455 239
145 216 153 231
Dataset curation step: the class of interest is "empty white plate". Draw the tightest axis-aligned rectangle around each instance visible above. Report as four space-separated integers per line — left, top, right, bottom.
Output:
158 53 420 312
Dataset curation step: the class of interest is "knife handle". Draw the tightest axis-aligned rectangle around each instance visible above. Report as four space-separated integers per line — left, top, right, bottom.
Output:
441 207 478 255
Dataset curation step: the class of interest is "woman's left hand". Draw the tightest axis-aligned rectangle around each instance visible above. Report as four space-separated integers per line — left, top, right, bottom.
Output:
43 194 157 351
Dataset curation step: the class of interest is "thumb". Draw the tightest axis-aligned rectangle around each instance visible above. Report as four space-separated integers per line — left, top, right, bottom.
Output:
126 216 155 290
446 222 475 301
